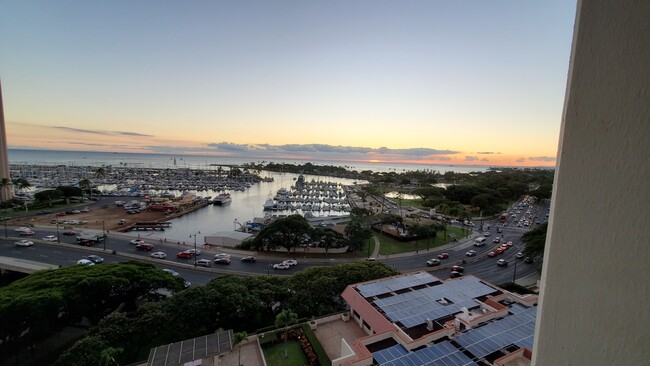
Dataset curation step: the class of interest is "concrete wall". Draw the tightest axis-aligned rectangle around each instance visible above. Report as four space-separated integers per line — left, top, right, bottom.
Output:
532 0 649 365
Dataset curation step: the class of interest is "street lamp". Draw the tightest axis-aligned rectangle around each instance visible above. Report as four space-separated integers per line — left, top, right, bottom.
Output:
4 218 7 238
102 220 106 251
56 221 60 243
190 231 200 267
512 256 519 284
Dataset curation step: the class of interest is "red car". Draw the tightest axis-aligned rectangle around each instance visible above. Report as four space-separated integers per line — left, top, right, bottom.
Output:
20 230 35 236
488 251 497 257
437 253 449 259
177 251 193 259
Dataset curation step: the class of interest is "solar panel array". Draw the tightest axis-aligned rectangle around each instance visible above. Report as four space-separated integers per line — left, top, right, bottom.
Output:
372 344 408 364
147 330 233 366
378 340 478 366
357 272 436 298
373 276 497 328
455 305 537 359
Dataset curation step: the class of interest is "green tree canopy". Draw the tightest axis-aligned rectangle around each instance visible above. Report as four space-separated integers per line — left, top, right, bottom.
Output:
253 214 312 253
522 222 548 260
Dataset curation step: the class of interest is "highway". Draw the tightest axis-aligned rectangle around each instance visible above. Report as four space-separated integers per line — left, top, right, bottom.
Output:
0 198 548 287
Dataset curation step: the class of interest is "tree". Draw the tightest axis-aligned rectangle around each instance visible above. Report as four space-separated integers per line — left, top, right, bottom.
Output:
34 189 63 207
79 178 92 199
234 331 248 366
56 186 82 204
522 222 548 260
0 177 11 205
99 347 123 366
12 178 30 192
275 309 298 358
253 215 311 254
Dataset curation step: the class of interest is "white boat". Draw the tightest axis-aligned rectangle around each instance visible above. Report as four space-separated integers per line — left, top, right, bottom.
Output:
263 197 275 210
213 192 232 205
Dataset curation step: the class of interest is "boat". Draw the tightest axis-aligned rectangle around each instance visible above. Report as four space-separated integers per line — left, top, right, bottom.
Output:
213 192 232 205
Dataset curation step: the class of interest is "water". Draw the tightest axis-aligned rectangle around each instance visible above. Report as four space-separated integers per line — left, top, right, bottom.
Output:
8 148 490 242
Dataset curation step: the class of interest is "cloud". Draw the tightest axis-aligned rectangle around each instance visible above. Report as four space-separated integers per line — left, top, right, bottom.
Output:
52 126 153 137
516 158 526 163
476 152 500 155
481 158 489 162
528 156 556 162
204 142 457 157
465 156 478 161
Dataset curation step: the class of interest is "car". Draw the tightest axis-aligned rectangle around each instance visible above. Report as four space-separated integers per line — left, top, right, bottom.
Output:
136 243 154 251
214 253 231 259
15 239 34 247
118 219 126 225
499 244 509 251
437 253 449 259
42 235 58 241
497 259 508 266
14 226 32 232
497 228 503 233
366 257 377 261
450 271 464 278
130 239 145 245
162 269 191 288
483 231 491 237
495 247 504 255
177 251 193 259
151 251 167 259
516 252 525 259
493 237 500 243
184 249 202 256
77 259 95 266
214 257 231 265
87 255 104 263
20 230 35 236
488 251 497 257
426 259 441 267
273 263 290 270
63 230 77 236
524 257 534 264
466 250 477 257
506 241 514 247
196 259 212 267
450 265 465 273
240 256 256 263
283 259 298 266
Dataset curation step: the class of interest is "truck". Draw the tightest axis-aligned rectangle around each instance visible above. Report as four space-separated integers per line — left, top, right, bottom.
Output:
76 232 107 246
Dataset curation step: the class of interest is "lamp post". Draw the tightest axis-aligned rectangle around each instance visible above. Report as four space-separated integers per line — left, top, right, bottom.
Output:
190 231 200 267
512 256 519 284
102 220 106 251
56 221 60 243
4 218 7 238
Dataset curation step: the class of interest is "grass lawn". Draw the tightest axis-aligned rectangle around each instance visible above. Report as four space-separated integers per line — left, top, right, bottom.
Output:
378 226 468 255
263 341 308 366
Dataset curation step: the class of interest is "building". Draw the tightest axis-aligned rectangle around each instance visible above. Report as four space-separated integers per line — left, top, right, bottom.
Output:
338 271 538 366
0 79 13 202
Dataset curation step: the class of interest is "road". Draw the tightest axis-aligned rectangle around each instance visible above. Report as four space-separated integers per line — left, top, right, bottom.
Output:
0 197 548 287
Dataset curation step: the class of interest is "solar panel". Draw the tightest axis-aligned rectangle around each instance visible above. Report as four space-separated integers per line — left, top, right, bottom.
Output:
357 272 439 297
379 341 478 366
455 305 537 359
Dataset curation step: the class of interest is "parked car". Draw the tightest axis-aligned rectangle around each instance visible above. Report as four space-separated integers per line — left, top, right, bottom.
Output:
130 239 145 245
196 259 212 267
15 240 34 247
177 251 193 259
42 235 58 241
214 257 231 265
151 251 167 259
240 256 256 263
77 259 95 266
136 243 154 251
283 259 298 266
497 259 508 266
466 250 477 257
437 253 449 259
426 259 441 267
87 255 104 263
273 263 290 270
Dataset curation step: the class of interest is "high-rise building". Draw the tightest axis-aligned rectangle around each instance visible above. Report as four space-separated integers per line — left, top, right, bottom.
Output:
0 79 13 202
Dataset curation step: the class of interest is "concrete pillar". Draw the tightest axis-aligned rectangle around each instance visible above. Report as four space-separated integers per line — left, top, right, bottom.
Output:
0 79 13 202
532 0 649 365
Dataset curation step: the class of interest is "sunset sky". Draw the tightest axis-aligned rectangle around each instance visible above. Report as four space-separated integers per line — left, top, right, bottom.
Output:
0 1 576 167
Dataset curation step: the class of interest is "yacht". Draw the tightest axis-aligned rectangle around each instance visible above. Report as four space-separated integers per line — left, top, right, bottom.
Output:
213 192 232 205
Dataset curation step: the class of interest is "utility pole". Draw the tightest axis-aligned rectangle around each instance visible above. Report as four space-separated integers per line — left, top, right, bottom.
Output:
102 220 106 251
512 257 519 284
190 231 200 267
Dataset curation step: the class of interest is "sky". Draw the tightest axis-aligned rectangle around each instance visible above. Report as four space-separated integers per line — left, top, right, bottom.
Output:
0 1 576 167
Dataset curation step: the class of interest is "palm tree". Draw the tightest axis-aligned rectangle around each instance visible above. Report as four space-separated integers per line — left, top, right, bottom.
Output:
275 309 298 358
79 178 92 200
0 178 11 206
13 178 30 192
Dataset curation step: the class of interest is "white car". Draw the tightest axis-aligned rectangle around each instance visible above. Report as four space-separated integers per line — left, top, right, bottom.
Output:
483 231 491 237
214 253 231 259
466 250 477 257
15 240 34 247
15 227 31 232
497 259 508 266
150 251 167 259
283 259 298 266
42 235 58 241
130 239 145 245
273 263 290 270
77 259 95 266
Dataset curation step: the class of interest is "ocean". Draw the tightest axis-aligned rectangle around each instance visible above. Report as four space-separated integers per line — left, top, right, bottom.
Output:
8 148 489 242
